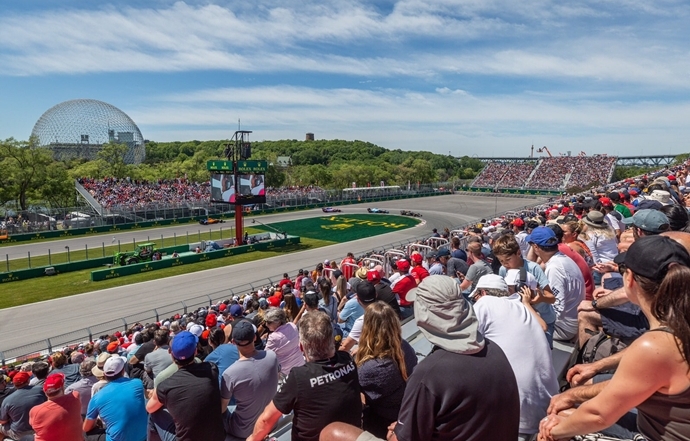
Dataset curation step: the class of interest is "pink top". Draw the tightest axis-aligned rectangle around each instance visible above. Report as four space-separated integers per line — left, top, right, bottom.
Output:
266 322 305 375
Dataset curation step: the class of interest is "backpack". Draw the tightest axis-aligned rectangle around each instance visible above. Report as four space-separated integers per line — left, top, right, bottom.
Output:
579 331 631 369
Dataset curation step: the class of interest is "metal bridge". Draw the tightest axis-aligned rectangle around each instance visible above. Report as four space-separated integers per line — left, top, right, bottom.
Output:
469 155 681 167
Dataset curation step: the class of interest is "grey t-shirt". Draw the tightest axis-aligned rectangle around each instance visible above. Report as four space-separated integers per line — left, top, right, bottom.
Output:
220 350 279 438
144 346 173 378
447 258 469 278
465 260 493 290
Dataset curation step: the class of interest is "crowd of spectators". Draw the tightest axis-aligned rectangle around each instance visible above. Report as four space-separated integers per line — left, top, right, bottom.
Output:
265 185 327 201
4 165 690 441
78 178 210 209
472 156 618 191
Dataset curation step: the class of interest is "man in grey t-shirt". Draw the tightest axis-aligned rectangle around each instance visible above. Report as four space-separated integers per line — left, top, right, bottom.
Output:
220 321 279 439
459 241 493 293
144 329 173 380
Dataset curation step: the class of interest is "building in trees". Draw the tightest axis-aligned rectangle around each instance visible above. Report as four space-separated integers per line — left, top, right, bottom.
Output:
31 99 145 164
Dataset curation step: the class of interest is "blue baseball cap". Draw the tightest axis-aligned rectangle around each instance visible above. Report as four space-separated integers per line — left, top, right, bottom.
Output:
171 331 198 361
526 226 559 247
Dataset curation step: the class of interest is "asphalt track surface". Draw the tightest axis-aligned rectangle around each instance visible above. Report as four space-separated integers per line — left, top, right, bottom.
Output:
0 194 544 352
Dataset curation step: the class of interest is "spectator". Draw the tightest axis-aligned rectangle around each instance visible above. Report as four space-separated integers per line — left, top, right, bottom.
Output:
83 356 148 441
340 282 379 352
493 234 558 346
528 227 585 341
459 241 493 293
581 211 619 284
248 311 362 441
283 293 300 322
49 352 80 388
394 275 520 440
264 308 306 377
547 224 595 301
220 321 279 440
540 235 690 440
471 274 558 438
391 260 416 319
29 362 49 389
146 331 225 441
65 359 98 418
356 302 417 438
0 375 14 409
29 373 83 441
339 253 357 280
144 329 173 379
90 352 112 397
338 286 365 338
318 278 338 323
366 269 402 318
0 372 46 440
409 253 429 285
204 328 240 388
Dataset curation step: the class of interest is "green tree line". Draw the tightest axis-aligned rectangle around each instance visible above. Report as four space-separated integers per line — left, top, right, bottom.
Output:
1 137 485 210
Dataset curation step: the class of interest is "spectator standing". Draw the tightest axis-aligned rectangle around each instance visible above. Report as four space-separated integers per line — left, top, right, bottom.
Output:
248 311 362 441
339 253 356 280
83 356 148 441
29 373 83 441
220 321 279 440
0 372 46 440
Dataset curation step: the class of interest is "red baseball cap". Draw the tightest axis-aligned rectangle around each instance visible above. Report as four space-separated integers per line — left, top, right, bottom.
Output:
410 253 423 264
396 260 410 272
366 270 381 283
12 372 30 387
43 373 65 394
106 342 119 354
205 314 217 328
512 218 525 227
599 197 613 207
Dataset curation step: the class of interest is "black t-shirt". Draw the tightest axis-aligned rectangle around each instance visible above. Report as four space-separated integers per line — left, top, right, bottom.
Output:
133 341 155 364
156 362 225 441
273 351 362 441
394 339 520 441
374 283 402 317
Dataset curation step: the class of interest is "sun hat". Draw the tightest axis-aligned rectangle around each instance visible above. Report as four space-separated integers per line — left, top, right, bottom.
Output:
582 210 607 228
407 275 484 355
91 352 112 377
469 274 509 300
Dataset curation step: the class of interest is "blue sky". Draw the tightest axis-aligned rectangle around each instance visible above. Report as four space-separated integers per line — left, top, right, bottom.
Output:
1 0 689 157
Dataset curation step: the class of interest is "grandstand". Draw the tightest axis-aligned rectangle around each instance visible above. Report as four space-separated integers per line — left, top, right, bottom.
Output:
471 155 617 191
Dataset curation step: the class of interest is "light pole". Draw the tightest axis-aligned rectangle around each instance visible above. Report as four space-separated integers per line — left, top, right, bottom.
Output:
65 246 70 263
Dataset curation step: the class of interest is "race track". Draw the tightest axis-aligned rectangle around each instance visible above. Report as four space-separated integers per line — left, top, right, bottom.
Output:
0 194 543 352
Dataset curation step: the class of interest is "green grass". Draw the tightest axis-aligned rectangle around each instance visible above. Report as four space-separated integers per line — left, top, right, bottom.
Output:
0 238 333 309
254 214 420 242
2 227 262 272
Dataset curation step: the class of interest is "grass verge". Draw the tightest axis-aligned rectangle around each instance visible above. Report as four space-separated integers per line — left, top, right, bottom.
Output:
2 228 263 272
0 238 333 309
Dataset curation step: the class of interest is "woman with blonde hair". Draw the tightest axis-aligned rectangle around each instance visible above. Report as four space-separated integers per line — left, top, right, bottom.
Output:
561 220 594 267
355 302 417 438
579 210 618 285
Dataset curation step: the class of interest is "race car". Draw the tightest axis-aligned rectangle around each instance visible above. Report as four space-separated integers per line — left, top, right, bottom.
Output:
367 208 389 214
400 210 422 217
322 207 342 213
199 218 225 225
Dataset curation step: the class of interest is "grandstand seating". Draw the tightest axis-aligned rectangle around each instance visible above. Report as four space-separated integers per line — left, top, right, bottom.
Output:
472 156 617 190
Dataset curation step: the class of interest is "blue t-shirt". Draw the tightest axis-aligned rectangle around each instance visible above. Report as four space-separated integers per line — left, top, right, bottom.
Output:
339 298 364 337
499 260 556 326
204 344 240 387
86 377 147 441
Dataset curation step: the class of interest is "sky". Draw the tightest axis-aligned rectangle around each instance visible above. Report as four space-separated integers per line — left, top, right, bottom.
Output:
1 0 689 157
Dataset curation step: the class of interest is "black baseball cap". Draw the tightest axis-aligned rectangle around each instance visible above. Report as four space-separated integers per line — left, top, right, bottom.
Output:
614 235 690 282
355 282 377 305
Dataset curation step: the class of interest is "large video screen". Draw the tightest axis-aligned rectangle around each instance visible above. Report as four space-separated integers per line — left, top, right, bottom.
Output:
210 173 266 204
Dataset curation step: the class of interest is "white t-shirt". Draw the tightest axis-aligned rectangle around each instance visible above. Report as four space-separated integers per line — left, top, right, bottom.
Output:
348 315 364 342
544 252 585 339
515 231 530 259
583 233 619 264
473 294 558 434
604 212 625 233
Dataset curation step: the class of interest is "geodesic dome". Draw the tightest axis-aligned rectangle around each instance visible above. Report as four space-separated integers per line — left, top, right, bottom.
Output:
31 99 145 164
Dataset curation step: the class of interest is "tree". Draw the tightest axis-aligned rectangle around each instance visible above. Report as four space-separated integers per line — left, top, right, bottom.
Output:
0 137 54 210
97 142 129 178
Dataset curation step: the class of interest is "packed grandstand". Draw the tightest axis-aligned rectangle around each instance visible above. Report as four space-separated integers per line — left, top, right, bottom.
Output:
472 155 618 190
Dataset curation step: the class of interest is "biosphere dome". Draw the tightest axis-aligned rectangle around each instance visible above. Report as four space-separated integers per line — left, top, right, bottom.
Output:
31 99 145 164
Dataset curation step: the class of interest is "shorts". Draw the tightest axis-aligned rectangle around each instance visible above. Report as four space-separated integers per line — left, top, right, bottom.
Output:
600 303 649 339
356 430 385 441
